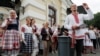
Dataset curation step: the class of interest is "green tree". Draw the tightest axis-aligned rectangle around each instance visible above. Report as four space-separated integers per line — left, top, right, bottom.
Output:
85 12 100 29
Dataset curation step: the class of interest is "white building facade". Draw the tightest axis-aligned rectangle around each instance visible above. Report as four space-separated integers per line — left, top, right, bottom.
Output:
0 0 72 28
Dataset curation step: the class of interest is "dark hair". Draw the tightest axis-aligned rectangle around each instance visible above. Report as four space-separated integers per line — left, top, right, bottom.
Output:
53 23 56 25
89 25 94 30
31 18 35 21
26 17 31 26
31 18 35 26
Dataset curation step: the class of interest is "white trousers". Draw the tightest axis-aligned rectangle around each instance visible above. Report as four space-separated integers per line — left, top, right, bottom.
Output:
32 49 39 56
32 34 39 56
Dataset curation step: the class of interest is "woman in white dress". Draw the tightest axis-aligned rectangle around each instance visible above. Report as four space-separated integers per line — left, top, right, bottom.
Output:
88 26 97 51
83 28 95 54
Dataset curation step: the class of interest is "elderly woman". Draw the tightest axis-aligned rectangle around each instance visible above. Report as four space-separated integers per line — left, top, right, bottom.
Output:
1 10 20 56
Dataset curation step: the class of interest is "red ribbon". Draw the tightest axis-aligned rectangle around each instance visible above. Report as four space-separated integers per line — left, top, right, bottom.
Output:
71 30 76 48
73 14 79 24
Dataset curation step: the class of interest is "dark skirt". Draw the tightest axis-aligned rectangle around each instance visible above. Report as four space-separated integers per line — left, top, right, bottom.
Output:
20 33 33 54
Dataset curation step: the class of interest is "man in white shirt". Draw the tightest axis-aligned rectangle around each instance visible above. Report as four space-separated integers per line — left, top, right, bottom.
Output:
64 3 94 56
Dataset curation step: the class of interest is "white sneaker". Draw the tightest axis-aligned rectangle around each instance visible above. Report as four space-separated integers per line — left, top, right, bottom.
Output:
55 51 58 53
52 51 55 54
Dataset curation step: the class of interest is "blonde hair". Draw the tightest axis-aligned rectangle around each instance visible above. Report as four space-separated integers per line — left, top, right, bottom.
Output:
44 21 49 26
26 16 32 21
71 4 77 7
9 10 18 18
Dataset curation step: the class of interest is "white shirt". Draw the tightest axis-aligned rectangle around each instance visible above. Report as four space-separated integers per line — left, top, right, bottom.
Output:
88 30 96 39
64 9 94 39
82 28 88 34
82 28 89 39
51 26 57 32
21 24 33 45
21 24 33 33
1 18 17 27
46 28 49 34
53 28 58 36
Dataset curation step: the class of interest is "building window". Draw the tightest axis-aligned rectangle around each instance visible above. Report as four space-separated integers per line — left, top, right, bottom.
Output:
48 6 56 26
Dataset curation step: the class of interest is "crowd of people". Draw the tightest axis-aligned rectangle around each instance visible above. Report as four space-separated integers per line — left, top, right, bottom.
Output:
82 26 100 54
0 3 100 56
0 10 58 56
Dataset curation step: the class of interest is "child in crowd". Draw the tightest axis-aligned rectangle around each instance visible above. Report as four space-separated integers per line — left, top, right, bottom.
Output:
83 27 95 54
31 19 39 56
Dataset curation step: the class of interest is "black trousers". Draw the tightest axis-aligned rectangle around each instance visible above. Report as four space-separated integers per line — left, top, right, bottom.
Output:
75 39 83 56
70 39 83 56
98 38 100 47
0 47 3 56
91 39 97 49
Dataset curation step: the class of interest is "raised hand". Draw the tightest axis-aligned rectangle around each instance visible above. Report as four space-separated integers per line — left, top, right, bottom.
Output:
83 3 89 9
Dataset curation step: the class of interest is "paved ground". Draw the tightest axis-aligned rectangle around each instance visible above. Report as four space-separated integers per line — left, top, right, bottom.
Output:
39 48 100 56
83 48 100 56
38 53 58 56
3 48 98 56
